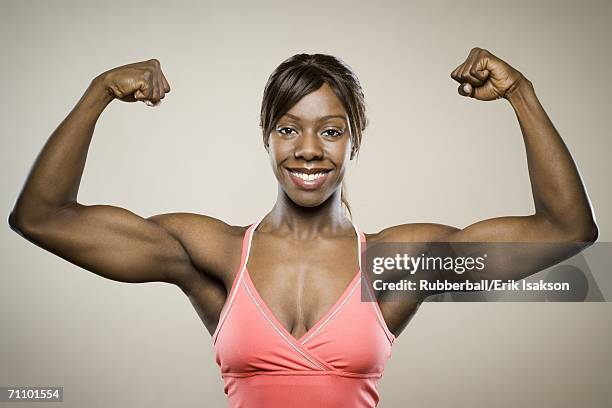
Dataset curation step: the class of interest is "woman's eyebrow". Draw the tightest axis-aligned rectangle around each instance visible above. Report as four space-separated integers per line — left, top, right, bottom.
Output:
283 113 347 122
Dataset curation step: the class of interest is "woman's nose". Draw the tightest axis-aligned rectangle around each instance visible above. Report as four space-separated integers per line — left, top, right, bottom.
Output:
294 131 323 160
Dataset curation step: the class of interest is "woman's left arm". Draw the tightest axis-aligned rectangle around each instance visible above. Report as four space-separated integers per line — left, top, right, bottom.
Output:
377 48 598 301
446 47 598 243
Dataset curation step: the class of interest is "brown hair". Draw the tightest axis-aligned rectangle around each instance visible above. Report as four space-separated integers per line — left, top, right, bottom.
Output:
259 53 368 218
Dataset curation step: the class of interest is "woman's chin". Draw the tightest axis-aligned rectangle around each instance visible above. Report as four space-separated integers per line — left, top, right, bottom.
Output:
286 191 332 209
291 196 326 208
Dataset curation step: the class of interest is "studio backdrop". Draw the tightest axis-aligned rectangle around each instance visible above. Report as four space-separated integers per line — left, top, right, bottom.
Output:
1 0 610 407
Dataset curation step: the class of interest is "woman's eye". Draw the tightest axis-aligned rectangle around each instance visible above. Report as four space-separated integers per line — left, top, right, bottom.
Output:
277 127 296 135
322 129 343 137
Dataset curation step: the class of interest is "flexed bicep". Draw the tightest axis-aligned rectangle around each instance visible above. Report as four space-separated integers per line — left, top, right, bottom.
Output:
424 214 594 297
371 216 594 301
13 203 198 285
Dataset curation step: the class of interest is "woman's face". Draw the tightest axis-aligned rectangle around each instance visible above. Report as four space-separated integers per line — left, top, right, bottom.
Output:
267 82 352 208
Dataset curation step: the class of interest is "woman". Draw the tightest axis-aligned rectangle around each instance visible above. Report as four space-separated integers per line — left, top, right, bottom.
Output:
8 49 598 407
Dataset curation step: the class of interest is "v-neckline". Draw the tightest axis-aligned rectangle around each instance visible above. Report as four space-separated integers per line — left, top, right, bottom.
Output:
243 218 363 345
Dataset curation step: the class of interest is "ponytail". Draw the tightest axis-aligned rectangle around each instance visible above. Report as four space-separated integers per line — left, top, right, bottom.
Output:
341 182 352 219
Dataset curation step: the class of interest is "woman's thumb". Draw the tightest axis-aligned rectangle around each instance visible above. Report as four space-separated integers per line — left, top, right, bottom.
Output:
458 82 474 97
133 79 150 100
134 89 146 100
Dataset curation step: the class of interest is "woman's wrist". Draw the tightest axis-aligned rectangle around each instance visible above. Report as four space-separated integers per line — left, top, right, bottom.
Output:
504 76 535 107
90 74 115 104
72 75 115 118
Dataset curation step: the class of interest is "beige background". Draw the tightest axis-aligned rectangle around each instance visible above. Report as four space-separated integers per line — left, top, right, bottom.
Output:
1 0 611 407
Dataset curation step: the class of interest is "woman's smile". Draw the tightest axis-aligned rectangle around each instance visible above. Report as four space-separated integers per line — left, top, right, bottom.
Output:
285 167 333 190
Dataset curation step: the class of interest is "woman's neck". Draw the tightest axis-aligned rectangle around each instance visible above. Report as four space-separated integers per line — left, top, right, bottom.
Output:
261 188 353 240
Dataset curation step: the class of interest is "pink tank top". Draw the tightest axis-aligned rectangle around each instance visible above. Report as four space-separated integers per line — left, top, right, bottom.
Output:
212 218 396 407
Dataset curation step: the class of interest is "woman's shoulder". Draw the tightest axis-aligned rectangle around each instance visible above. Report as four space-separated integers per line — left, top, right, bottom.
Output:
147 212 248 240
364 222 461 245
147 212 250 273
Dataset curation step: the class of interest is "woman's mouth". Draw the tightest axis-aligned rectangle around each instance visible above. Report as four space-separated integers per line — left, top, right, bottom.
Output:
285 168 332 190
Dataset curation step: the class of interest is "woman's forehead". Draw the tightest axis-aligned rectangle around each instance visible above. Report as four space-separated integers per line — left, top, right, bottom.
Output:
283 83 348 121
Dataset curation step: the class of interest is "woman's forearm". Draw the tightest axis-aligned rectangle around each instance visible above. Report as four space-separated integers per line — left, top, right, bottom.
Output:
10 77 114 229
507 79 598 238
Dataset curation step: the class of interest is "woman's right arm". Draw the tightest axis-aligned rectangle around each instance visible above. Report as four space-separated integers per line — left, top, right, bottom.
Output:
8 59 208 288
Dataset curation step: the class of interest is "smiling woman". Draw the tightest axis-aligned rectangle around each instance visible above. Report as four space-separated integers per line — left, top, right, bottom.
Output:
260 54 368 216
8 49 598 408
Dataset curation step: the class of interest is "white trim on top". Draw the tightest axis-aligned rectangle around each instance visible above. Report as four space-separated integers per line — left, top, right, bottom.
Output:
213 216 265 343
300 220 363 345
242 278 325 371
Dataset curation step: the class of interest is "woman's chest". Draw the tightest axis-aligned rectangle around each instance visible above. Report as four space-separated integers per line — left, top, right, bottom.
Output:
245 237 360 340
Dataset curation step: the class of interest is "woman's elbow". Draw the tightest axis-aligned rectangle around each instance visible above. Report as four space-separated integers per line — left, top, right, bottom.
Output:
574 221 599 243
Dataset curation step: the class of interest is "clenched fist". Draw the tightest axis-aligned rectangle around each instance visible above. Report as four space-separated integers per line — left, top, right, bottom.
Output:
450 48 525 101
98 59 171 106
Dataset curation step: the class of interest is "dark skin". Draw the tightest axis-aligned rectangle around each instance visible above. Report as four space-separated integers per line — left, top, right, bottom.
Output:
9 49 598 342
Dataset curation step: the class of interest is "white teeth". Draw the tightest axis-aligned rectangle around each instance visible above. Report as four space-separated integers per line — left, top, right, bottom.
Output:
290 171 328 182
